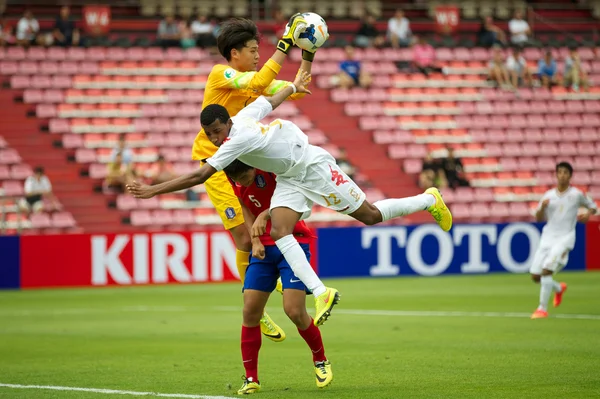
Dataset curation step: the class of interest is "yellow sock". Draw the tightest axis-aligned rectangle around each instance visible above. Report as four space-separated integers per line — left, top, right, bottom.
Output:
236 250 250 285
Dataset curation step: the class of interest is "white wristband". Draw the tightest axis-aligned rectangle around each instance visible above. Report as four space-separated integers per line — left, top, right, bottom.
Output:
290 84 297 94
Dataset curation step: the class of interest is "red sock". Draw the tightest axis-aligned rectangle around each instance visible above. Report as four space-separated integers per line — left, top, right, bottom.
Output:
241 325 261 381
298 320 326 363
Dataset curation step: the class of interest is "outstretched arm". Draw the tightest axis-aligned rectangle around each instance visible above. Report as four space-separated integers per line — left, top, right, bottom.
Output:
127 163 217 198
264 70 312 111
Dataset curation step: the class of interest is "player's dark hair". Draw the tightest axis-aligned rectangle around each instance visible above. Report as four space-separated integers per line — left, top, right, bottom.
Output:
223 159 254 178
200 104 230 126
217 18 260 61
556 161 573 176
34 166 44 174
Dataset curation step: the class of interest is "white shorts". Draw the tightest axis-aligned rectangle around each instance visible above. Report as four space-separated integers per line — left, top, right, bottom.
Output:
529 238 572 275
270 155 367 220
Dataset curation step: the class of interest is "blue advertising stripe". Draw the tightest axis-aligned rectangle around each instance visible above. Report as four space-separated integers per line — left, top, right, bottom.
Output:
0 235 21 289
316 223 586 278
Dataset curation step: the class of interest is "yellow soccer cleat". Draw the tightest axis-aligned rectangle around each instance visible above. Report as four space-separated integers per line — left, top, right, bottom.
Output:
425 187 453 232
260 311 286 342
314 360 333 388
275 277 283 295
314 287 340 326
237 377 261 395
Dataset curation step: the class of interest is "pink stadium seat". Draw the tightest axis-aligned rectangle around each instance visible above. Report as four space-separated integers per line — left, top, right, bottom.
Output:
470 203 491 219
0 165 9 180
130 210 151 226
75 149 97 163
539 143 558 156
30 213 52 229
6 47 26 60
31 75 52 88
19 61 39 75
505 129 524 142
87 47 107 61
66 47 86 61
537 157 556 171
49 119 70 133
62 135 84 149
509 202 530 218
10 164 32 180
451 203 470 219
453 187 474 203
172 209 195 225
489 202 510 219
573 157 593 171
2 180 24 196
43 89 64 103
502 143 523 157
11 75 31 89
47 47 67 61
571 171 591 186
58 61 79 75
509 101 531 114
0 149 22 164
36 104 57 118
116 195 138 210
152 210 173 225
577 142 597 156
403 159 422 174
473 188 494 203
547 101 566 113
0 61 17 75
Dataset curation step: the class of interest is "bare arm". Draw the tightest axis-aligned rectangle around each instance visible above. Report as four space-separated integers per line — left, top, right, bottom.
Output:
127 163 217 198
264 70 312 111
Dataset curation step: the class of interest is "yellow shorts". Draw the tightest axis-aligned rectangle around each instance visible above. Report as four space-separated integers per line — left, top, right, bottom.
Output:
204 168 245 230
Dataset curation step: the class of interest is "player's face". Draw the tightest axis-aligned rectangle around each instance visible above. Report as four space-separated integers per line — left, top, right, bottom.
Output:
203 119 232 147
237 40 259 72
556 167 571 185
231 169 257 187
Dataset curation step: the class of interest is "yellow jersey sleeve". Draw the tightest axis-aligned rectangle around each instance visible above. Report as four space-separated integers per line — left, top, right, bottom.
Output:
262 79 307 100
208 59 282 92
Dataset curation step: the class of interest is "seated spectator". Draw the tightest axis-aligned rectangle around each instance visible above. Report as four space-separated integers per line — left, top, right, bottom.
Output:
16 10 40 47
488 47 511 88
53 6 81 47
563 48 589 92
191 14 217 48
0 17 12 46
110 135 133 166
506 47 532 87
477 16 506 48
335 148 356 180
387 9 413 48
336 45 372 89
179 20 195 49
145 156 176 185
508 10 531 46
538 50 561 88
158 14 181 48
354 14 385 48
19 166 61 215
441 148 469 189
412 36 444 76
105 152 135 191
419 154 443 189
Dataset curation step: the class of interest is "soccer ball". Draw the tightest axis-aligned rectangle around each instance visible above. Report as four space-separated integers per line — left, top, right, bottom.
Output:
294 12 329 52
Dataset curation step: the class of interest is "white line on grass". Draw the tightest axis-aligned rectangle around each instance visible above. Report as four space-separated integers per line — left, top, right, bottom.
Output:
0 383 237 399
213 306 600 320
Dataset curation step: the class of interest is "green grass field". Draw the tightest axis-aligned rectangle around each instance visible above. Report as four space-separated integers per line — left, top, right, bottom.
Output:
1 272 600 399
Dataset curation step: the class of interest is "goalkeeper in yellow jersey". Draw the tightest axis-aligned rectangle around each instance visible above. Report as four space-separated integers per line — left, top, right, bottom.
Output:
192 17 337 341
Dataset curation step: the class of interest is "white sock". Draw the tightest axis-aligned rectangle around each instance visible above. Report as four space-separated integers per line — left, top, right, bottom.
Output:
552 280 562 293
373 194 436 222
538 275 554 311
275 235 326 297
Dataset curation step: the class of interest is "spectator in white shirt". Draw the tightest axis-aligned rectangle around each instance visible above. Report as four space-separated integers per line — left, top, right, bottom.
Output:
191 14 216 48
506 47 532 87
16 10 40 47
388 9 413 48
508 10 531 45
19 166 61 215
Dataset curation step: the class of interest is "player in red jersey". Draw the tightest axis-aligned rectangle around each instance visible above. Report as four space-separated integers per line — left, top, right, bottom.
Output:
223 160 333 394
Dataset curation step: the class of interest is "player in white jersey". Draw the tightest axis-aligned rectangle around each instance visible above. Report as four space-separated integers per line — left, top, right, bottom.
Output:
127 71 452 326
529 162 597 319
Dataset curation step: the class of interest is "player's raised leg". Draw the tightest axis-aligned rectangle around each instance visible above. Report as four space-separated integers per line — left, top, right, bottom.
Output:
270 207 340 326
279 247 333 389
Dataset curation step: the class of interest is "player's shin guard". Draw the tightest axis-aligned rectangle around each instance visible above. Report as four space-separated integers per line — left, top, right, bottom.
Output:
236 250 250 285
241 325 261 381
373 194 436 222
538 275 554 311
298 320 326 363
275 235 326 297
